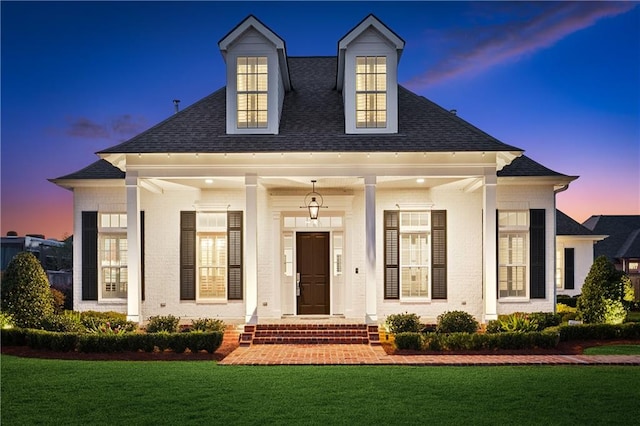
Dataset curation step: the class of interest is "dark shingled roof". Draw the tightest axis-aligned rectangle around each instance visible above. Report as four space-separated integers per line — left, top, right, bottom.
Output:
556 210 595 236
583 215 640 260
50 159 125 181
98 56 522 155
497 155 569 177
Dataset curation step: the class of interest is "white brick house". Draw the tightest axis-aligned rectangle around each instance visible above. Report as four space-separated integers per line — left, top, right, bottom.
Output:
51 15 577 325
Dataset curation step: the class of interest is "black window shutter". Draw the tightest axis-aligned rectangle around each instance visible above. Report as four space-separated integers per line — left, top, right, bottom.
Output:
140 211 145 301
180 211 196 300
431 210 447 299
384 211 399 299
564 247 575 290
227 211 243 300
81 211 98 301
529 209 546 299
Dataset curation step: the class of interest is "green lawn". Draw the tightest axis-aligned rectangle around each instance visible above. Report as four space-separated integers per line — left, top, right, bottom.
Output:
584 345 640 355
2 355 640 425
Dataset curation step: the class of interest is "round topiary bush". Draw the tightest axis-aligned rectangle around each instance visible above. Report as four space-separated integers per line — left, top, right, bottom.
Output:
436 310 479 334
1 252 54 328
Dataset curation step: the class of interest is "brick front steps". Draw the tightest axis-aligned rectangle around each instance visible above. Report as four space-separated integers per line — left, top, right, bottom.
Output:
240 323 380 346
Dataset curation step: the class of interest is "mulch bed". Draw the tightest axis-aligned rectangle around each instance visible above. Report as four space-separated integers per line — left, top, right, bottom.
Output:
381 339 640 356
3 336 639 361
0 333 240 361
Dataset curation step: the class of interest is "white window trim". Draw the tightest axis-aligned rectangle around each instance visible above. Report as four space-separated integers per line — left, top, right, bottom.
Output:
399 211 431 302
97 213 128 302
498 210 530 300
196 212 228 302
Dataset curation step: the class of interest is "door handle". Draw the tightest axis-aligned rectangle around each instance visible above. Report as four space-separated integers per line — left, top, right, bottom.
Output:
296 273 301 296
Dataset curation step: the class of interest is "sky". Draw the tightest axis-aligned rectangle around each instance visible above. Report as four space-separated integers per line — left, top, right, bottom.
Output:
1 1 639 240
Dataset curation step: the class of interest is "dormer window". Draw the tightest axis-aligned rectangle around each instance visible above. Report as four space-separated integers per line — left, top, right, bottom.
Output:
237 56 268 129
356 56 387 128
337 15 404 134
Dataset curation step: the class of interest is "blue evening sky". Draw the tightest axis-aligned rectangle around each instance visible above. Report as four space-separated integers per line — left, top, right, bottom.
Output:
1 1 639 239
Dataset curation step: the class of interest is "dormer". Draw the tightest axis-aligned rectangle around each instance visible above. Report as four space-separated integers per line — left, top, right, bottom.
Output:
337 15 405 134
218 15 291 135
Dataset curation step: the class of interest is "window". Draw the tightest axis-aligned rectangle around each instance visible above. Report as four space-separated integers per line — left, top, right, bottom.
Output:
180 211 243 301
237 56 268 128
628 260 639 273
498 211 528 298
99 213 127 299
400 212 430 298
356 56 386 128
556 246 564 289
197 213 227 300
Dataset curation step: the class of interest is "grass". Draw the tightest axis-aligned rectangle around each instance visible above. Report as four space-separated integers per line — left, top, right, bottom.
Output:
2 355 640 425
584 345 640 355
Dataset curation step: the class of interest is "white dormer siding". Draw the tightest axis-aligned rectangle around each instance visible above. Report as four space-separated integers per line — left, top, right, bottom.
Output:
218 16 290 135
337 15 404 134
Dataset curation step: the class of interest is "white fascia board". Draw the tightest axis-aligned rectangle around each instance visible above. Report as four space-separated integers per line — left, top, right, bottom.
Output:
338 15 404 52
48 179 124 190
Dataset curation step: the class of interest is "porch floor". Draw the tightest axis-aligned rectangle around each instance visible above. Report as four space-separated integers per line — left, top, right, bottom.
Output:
218 344 640 366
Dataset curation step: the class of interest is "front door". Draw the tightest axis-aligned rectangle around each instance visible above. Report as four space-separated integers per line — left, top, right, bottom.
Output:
296 232 330 315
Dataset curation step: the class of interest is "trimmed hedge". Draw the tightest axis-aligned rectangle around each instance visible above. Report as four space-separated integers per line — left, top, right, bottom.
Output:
394 331 559 351
556 322 640 341
1 328 223 354
1 328 27 346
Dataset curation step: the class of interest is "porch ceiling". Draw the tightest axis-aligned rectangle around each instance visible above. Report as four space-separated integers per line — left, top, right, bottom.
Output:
144 176 466 191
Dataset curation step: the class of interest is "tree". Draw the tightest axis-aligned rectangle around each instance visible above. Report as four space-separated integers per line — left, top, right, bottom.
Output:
1 252 54 328
577 256 632 324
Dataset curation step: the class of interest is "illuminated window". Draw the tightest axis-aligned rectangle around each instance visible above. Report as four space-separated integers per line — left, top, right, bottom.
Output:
237 56 268 128
356 56 386 128
498 211 528 298
197 213 227 299
556 246 564 289
99 214 127 299
400 212 430 298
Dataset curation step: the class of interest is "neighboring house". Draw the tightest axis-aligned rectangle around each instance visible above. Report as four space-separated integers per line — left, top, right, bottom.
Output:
51 15 578 325
555 210 606 297
582 215 640 301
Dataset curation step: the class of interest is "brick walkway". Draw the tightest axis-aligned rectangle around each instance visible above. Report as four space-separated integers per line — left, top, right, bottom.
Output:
218 344 640 366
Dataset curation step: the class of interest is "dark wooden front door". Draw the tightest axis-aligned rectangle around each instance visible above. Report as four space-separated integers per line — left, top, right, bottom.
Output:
296 232 330 315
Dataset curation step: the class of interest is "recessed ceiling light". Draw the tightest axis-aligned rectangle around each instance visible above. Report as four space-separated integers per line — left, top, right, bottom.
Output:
205 179 213 184
416 178 425 184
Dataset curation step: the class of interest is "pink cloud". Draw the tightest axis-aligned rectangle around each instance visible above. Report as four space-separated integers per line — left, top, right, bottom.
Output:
404 2 637 90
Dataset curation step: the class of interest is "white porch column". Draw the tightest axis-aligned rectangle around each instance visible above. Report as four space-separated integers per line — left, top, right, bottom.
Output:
245 174 259 324
125 172 142 323
483 171 498 321
364 175 377 324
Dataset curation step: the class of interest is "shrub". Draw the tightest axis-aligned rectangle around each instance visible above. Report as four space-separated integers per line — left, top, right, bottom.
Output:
394 332 423 350
436 311 478 334
0 312 15 329
1 328 27 346
558 322 640 341
26 330 78 352
556 303 576 314
577 256 633 323
41 313 85 333
80 311 137 333
146 315 180 333
50 288 66 314
191 318 226 332
424 331 558 351
385 313 422 334
498 313 539 333
485 320 502 334
557 294 579 308
528 312 561 329
1 252 54 328
602 299 627 325
78 334 129 353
